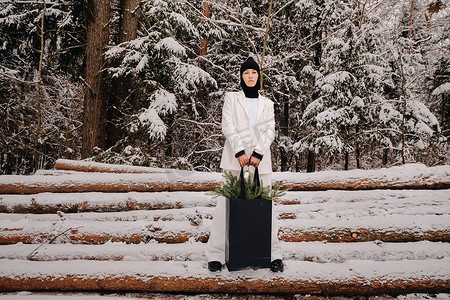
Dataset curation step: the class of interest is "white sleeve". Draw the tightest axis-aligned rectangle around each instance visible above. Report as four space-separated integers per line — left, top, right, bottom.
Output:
254 100 275 154
222 93 245 154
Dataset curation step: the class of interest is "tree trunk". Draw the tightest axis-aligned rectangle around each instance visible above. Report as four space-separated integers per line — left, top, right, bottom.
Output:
306 150 316 173
260 0 274 90
118 0 140 43
401 95 407 165
408 0 415 40
383 148 389 166
280 96 289 171
397 43 408 165
106 0 141 149
81 0 110 158
344 151 349 170
34 0 46 171
199 1 209 56
355 125 360 168
443 92 450 139
196 1 209 120
306 20 322 172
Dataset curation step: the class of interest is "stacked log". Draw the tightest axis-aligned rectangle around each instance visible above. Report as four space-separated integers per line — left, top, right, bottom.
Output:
0 160 448 194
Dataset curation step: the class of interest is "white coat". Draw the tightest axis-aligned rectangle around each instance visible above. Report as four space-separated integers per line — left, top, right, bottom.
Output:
219 91 275 174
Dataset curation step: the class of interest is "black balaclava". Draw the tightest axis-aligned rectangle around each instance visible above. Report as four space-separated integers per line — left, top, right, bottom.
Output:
240 57 261 98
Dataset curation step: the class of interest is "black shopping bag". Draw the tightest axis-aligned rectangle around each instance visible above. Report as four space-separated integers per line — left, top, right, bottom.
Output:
225 167 272 271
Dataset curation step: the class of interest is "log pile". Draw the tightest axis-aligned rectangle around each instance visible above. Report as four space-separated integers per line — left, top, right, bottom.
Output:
0 161 449 297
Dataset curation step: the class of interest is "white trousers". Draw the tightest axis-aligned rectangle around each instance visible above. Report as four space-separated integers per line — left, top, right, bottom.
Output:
205 167 283 263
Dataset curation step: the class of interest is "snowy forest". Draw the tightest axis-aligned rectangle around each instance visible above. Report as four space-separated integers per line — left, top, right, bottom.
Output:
0 0 448 175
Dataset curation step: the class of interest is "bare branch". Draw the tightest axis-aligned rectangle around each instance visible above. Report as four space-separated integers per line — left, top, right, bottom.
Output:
0 72 39 84
272 0 298 19
27 226 83 260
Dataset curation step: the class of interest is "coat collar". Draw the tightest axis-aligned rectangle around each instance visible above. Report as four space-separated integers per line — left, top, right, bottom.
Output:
237 90 266 122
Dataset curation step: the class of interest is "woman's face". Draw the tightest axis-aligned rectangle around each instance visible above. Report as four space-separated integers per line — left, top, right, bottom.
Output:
242 69 259 87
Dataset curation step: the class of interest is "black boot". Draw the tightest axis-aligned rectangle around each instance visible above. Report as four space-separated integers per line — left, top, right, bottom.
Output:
208 261 223 272
270 259 284 272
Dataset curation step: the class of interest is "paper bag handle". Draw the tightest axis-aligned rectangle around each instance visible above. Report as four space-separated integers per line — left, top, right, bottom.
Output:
239 166 261 199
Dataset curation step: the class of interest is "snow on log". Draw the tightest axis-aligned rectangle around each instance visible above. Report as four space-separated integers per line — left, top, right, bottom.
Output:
0 163 448 194
279 214 450 243
1 215 449 245
0 171 222 194
279 226 450 243
273 163 450 190
0 259 449 295
1 241 449 263
0 191 218 214
2 189 448 214
54 159 167 174
0 219 210 245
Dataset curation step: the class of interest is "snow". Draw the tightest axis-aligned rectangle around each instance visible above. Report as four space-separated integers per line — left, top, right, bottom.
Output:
169 11 199 37
1 209 446 245
148 89 177 115
407 100 439 129
155 37 186 56
0 191 216 211
320 71 355 86
432 82 450 96
172 59 218 94
53 159 166 174
280 214 450 235
1 258 449 283
135 55 148 72
0 169 224 191
132 86 180 140
134 108 167 139
273 163 449 186
379 102 401 124
311 134 344 154
1 241 449 264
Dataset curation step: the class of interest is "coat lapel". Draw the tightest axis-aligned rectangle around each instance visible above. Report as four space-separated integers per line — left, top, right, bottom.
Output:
256 95 266 123
237 91 266 122
237 91 249 120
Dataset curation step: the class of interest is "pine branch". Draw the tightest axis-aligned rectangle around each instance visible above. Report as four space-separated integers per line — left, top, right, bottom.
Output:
209 171 289 201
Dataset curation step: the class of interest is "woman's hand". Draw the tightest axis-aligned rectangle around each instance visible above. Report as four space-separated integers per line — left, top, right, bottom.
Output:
249 156 261 167
237 154 250 167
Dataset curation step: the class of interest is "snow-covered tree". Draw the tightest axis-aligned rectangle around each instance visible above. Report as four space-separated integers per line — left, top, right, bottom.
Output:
294 0 444 169
294 1 389 169
0 1 85 174
375 0 443 165
98 0 217 168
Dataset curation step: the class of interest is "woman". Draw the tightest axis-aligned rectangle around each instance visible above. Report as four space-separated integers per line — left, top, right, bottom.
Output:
206 57 284 272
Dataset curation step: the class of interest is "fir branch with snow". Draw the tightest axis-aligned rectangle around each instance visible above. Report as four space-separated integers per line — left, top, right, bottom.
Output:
209 171 289 201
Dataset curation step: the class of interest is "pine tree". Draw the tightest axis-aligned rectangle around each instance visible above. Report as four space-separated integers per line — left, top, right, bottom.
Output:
98 0 217 167
294 1 389 169
376 0 442 165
